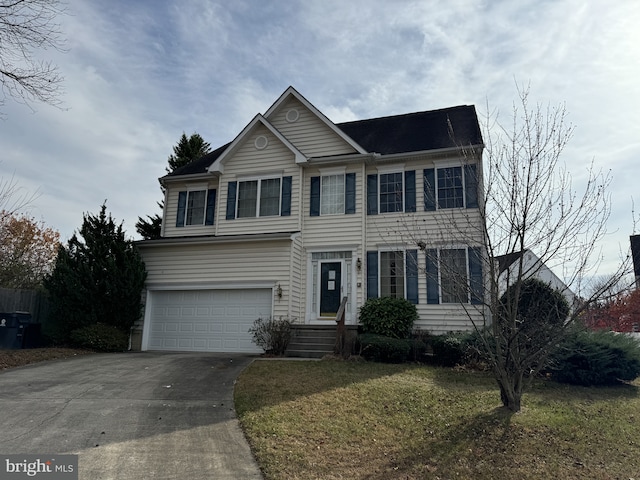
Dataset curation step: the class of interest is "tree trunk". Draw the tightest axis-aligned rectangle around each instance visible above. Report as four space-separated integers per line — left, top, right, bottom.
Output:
496 370 524 412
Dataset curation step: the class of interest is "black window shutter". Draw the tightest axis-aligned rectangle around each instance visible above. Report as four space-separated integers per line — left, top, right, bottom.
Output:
367 174 378 215
281 176 292 216
310 176 320 216
464 164 479 208
225 181 237 220
425 249 440 304
176 191 187 227
345 173 356 214
205 189 216 225
406 249 419 304
468 247 483 304
366 251 379 299
423 168 436 211
405 170 416 212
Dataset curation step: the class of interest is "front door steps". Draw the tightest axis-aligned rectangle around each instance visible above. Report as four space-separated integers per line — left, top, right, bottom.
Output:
286 324 357 359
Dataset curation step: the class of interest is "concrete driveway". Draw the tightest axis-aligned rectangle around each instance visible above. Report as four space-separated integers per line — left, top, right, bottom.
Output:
0 352 263 479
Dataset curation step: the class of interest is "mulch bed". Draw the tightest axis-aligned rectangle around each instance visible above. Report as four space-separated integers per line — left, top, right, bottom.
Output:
0 348 95 370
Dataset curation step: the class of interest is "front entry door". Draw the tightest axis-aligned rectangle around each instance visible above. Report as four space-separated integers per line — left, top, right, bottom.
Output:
320 262 342 317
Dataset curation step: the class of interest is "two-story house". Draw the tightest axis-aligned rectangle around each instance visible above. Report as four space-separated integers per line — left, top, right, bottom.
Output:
137 87 485 353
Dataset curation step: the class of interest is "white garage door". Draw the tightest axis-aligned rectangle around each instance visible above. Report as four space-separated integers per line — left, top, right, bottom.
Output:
147 289 272 353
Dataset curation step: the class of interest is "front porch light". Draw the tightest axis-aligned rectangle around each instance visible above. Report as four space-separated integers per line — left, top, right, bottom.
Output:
356 258 362 272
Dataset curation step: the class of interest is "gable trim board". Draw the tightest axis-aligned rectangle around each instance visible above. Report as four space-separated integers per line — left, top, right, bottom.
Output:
137 87 486 352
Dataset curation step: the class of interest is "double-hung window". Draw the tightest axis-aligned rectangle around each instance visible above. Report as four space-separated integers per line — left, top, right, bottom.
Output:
366 249 419 304
424 164 478 211
379 172 404 213
176 189 216 227
226 176 292 219
309 172 356 216
425 247 483 304
366 170 416 215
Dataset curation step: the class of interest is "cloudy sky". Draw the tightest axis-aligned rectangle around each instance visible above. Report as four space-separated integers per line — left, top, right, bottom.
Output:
1 0 638 276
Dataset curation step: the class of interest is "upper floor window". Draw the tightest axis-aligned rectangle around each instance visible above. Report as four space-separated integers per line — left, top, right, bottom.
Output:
424 164 478 211
237 178 281 218
226 176 292 220
309 173 356 216
366 170 416 215
176 189 216 227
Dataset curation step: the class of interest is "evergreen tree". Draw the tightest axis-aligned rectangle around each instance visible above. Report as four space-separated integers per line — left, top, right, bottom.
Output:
136 132 212 239
44 203 147 341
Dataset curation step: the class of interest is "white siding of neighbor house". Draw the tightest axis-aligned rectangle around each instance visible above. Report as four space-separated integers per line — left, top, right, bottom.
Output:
216 125 301 237
267 98 358 158
139 239 294 320
163 179 219 238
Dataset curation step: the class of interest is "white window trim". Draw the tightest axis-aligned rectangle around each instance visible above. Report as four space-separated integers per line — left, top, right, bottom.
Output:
235 175 283 218
378 249 408 300
320 173 346 216
435 166 465 210
184 189 208 227
378 170 405 214
437 246 471 304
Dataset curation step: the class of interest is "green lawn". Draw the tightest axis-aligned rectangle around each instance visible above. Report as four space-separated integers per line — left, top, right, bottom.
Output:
234 359 640 480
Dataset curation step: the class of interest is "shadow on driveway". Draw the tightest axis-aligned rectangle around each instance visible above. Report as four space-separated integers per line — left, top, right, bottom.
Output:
0 352 263 479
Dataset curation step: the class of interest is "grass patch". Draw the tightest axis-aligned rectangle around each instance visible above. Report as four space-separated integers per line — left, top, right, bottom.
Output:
235 359 640 480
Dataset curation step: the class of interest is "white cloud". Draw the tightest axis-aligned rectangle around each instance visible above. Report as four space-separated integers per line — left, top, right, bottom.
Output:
0 0 638 275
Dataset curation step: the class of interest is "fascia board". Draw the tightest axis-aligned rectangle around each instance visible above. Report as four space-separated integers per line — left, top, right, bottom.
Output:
265 86 368 155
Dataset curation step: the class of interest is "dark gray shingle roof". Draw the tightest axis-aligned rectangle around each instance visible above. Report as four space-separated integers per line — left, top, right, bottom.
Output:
167 105 482 177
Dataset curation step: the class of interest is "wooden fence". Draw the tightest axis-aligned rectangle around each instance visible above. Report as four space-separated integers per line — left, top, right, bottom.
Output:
0 288 50 325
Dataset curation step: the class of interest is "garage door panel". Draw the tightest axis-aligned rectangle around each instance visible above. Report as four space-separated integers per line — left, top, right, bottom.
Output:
147 289 271 353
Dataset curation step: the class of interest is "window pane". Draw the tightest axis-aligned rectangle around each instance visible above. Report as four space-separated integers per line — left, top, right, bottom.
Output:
320 174 345 215
259 178 281 216
379 172 404 213
440 249 468 303
237 181 258 218
186 190 206 225
380 251 405 298
437 167 463 209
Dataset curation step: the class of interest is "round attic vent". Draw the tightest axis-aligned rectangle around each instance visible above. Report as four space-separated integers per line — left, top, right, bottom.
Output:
286 108 299 123
254 135 268 150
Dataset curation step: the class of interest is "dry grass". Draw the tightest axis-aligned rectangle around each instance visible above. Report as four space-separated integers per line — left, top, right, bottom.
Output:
234 359 640 480
0 348 94 370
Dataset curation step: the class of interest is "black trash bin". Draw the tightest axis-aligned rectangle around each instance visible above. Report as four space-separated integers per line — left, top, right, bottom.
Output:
0 312 23 349
0 312 40 349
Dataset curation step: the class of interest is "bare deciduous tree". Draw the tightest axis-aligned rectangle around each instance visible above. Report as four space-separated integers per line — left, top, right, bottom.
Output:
393 86 631 412
0 0 66 114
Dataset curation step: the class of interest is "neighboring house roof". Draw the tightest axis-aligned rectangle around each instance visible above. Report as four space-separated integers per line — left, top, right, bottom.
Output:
494 250 528 274
164 103 483 178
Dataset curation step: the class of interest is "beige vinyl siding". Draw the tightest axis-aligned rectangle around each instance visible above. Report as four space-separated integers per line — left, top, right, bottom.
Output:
163 180 219 238
363 160 486 334
302 167 364 249
217 126 301 236
140 239 293 318
268 98 357 158
289 234 304 322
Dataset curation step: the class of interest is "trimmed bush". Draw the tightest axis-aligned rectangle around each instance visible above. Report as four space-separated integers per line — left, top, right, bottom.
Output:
249 317 292 355
359 333 411 363
549 330 640 386
69 323 129 352
429 332 470 367
358 297 418 339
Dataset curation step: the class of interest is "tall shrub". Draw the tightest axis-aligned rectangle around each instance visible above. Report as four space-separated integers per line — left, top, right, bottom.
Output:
44 203 147 341
358 297 418 339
